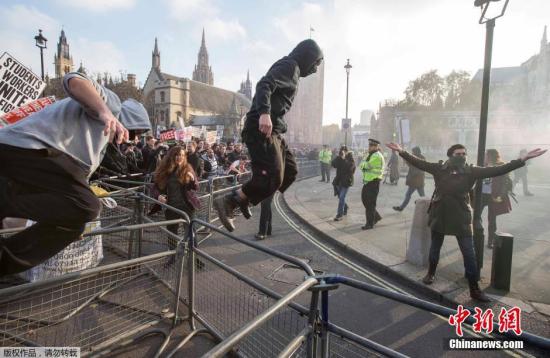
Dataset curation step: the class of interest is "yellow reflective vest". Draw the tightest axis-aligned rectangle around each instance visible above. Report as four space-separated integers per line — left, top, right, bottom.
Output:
360 151 385 183
319 149 332 164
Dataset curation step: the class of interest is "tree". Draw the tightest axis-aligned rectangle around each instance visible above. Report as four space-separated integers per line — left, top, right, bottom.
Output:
403 70 444 108
444 70 471 109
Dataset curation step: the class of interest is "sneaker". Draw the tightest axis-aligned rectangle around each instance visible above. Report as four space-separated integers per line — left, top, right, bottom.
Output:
254 233 266 240
232 191 252 219
334 216 343 221
392 206 403 212
361 225 374 230
214 195 236 232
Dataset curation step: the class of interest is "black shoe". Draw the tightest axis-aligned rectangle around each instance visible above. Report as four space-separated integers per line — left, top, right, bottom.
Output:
232 191 252 219
361 225 374 230
254 233 266 240
334 216 343 221
392 206 403 212
214 195 236 232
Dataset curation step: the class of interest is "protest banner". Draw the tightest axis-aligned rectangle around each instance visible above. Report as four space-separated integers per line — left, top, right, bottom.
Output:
20 220 103 282
191 126 202 138
206 130 217 145
0 96 56 128
159 129 176 142
0 52 46 115
174 127 193 142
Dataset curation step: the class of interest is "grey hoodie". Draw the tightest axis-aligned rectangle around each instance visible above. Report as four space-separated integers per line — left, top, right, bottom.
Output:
0 72 150 177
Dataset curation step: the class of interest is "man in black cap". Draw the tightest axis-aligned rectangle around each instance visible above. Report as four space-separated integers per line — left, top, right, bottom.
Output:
214 39 324 232
359 139 385 230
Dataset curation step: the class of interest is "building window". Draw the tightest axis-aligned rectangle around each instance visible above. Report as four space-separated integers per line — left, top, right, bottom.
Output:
160 91 165 103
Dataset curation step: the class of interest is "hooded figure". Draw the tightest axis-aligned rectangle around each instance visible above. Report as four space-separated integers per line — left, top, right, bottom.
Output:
242 39 323 141
215 39 323 232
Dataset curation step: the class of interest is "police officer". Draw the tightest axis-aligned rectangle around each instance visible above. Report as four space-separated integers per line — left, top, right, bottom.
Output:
359 139 385 230
318 144 332 182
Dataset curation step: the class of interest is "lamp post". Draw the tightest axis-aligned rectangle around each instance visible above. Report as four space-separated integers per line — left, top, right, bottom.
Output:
34 29 47 81
472 0 510 275
344 59 352 146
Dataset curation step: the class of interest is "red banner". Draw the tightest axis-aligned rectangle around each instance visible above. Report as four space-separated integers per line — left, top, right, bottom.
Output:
0 96 56 128
159 129 176 142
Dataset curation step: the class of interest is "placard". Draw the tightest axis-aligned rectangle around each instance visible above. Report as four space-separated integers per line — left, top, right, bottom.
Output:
0 96 55 128
0 52 46 115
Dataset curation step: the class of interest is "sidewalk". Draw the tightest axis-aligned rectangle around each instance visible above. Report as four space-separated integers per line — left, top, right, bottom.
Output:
284 173 550 322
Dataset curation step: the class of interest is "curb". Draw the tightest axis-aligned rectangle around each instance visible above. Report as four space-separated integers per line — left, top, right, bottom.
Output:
283 176 461 309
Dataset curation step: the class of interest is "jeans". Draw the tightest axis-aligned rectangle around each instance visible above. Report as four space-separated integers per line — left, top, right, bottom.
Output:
399 186 425 209
337 186 349 217
429 231 479 282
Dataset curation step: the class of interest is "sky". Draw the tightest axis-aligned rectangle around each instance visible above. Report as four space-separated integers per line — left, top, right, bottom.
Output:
1 0 549 126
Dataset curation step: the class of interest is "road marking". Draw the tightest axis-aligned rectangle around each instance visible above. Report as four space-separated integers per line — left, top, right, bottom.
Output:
274 192 530 358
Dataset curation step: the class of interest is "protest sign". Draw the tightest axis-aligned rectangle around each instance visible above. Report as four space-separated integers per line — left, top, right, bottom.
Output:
159 129 176 142
175 127 193 142
20 220 103 282
191 126 202 138
0 52 46 115
0 96 56 128
206 130 217 145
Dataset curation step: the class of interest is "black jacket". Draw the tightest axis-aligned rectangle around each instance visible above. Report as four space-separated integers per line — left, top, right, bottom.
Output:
405 154 426 188
242 39 323 141
400 151 524 237
332 156 356 188
188 152 203 178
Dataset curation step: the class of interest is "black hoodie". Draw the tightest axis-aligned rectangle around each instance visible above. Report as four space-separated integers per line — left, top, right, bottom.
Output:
242 39 323 141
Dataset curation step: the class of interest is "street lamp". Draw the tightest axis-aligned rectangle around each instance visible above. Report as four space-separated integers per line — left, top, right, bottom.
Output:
472 0 510 275
344 59 352 146
34 29 47 81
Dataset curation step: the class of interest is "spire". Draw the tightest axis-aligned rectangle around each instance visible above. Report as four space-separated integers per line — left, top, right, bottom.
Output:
542 25 548 53
246 69 250 83
152 37 160 69
193 28 213 85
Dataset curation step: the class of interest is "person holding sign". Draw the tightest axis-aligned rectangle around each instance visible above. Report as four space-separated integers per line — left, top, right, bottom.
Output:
0 72 147 275
214 39 323 232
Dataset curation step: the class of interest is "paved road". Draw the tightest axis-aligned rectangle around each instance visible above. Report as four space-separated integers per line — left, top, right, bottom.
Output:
189 192 542 358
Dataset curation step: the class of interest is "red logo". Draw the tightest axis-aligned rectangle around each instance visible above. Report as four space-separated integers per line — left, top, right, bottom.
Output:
448 305 470 337
449 306 522 336
498 307 522 335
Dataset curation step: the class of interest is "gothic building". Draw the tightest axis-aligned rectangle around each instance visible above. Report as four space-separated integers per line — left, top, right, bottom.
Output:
53 29 73 78
238 70 253 100
471 26 550 110
143 36 251 139
192 29 214 85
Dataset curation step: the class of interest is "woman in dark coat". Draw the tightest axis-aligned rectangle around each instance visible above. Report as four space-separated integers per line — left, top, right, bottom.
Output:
332 147 356 221
481 149 513 249
393 146 426 211
155 146 200 250
386 142 546 302
388 151 400 185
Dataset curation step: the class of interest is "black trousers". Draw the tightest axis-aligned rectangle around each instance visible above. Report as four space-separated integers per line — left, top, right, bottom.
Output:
0 144 101 275
320 163 330 182
165 207 193 250
361 179 382 226
258 195 273 235
242 134 297 206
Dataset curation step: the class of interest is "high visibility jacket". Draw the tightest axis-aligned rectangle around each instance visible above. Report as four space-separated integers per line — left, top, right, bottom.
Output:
319 149 332 164
360 151 385 183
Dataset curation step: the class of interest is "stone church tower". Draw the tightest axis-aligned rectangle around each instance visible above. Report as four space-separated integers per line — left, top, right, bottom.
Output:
54 29 73 78
238 70 253 100
152 37 160 69
192 29 214 85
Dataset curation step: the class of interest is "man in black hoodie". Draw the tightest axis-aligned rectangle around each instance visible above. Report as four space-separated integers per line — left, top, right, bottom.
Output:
215 39 323 231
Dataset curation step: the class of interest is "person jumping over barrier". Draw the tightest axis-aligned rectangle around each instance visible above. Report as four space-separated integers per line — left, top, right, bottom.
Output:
0 72 149 275
214 39 324 232
386 142 546 302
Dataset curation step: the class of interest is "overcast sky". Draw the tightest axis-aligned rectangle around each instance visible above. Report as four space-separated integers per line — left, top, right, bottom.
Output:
1 0 548 126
